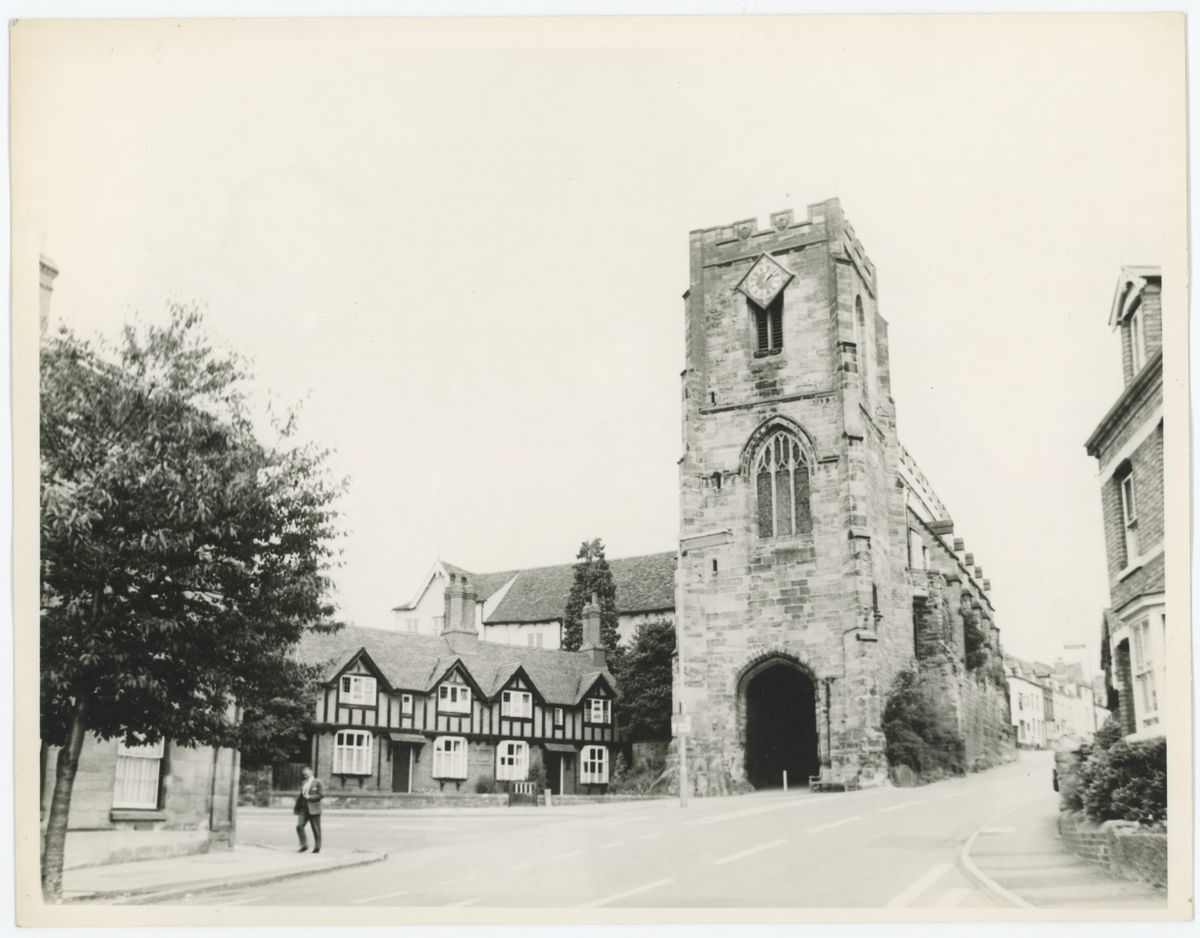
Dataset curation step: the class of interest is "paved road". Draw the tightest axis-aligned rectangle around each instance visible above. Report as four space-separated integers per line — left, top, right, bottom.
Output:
169 751 1152 910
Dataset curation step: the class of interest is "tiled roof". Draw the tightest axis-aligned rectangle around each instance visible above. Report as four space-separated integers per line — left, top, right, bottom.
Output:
481 552 676 624
296 625 616 706
392 553 676 621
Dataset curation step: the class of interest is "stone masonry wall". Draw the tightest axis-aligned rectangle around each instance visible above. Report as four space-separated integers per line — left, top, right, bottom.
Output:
676 200 1012 794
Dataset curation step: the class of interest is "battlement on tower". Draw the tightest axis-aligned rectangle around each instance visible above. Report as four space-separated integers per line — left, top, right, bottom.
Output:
690 198 876 296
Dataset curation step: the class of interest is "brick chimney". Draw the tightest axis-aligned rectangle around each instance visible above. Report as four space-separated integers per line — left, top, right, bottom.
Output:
582 592 607 667
442 573 479 653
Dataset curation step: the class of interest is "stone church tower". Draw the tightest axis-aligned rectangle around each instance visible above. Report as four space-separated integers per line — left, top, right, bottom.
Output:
675 199 921 792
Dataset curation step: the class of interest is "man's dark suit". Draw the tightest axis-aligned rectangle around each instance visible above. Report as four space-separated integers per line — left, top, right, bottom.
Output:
294 776 324 852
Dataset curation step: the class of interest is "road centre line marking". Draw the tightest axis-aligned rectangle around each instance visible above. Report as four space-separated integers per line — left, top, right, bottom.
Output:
352 890 409 905
445 897 482 907
437 875 478 887
220 895 265 906
877 799 927 814
579 877 676 908
934 887 970 908
980 826 1016 835
807 815 861 833
389 824 457 831
553 850 582 860
601 840 627 849
713 838 788 866
638 833 663 840
694 796 835 826
939 792 966 801
885 862 952 908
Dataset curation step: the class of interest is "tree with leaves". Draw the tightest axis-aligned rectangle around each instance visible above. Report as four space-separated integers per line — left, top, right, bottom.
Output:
561 538 619 655
612 619 675 741
39 306 343 899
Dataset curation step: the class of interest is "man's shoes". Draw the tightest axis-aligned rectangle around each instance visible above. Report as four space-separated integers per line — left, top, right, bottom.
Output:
298 846 308 852
313 848 321 854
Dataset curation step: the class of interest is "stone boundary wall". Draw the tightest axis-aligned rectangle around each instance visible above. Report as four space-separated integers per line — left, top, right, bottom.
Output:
262 790 667 810
1058 810 1167 890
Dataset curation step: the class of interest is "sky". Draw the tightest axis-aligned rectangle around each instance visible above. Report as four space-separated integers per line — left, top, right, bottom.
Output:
13 14 1186 669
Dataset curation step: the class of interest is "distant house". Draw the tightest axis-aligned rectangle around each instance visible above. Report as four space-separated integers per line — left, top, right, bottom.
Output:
390 552 676 649
1005 657 1049 749
1085 266 1165 740
299 574 620 797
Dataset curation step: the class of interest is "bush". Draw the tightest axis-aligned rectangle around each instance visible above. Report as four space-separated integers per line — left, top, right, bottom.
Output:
474 780 495 795
527 760 547 792
1092 714 1124 751
883 670 965 782
607 749 668 795
1078 735 1167 825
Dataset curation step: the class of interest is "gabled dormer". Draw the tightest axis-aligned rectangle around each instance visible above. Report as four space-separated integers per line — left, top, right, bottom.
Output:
1109 266 1162 386
433 661 482 716
333 649 390 709
497 667 543 721
579 674 617 727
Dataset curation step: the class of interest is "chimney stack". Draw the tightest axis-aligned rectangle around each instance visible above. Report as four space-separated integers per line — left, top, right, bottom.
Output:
442 573 479 653
582 592 606 667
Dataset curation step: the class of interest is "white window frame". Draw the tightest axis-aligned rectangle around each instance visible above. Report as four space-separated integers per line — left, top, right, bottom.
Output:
586 697 611 725
581 745 609 785
552 707 565 728
501 690 533 719
333 729 375 775
339 674 377 706
405 617 419 633
400 693 414 717
496 740 530 781
432 736 468 779
438 683 472 714
113 738 165 809
1131 617 1159 724
526 632 544 648
1130 306 1146 372
1120 470 1139 562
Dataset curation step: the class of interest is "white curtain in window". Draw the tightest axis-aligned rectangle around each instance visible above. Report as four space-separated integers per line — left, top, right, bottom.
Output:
113 739 165 809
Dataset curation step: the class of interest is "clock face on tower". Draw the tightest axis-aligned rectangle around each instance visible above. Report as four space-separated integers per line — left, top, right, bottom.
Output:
736 253 793 308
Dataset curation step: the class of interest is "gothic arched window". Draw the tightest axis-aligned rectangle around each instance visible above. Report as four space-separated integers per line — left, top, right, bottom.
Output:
754 430 812 538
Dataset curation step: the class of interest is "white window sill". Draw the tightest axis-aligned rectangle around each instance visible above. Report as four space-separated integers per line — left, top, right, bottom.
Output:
1117 543 1165 581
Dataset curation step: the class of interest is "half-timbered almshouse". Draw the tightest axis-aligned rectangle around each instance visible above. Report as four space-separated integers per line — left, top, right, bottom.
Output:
296 574 619 797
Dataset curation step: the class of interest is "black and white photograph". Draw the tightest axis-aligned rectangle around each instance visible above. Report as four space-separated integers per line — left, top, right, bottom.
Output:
9 8 1191 928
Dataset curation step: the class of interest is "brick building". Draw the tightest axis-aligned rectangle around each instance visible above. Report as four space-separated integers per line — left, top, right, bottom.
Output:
674 200 1014 793
1086 267 1165 740
390 553 675 649
294 575 620 798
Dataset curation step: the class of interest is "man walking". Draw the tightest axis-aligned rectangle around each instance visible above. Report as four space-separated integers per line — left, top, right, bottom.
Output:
294 765 324 853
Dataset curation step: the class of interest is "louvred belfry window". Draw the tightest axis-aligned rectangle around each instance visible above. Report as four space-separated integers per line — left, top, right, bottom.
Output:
754 430 812 538
753 295 784 353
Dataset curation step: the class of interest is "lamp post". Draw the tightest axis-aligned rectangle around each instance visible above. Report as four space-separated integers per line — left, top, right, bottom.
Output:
675 528 733 809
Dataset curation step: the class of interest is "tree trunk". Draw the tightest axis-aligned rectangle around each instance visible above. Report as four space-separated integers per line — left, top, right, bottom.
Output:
41 701 87 901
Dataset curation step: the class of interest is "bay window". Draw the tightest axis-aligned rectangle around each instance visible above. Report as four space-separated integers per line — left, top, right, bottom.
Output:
333 729 374 775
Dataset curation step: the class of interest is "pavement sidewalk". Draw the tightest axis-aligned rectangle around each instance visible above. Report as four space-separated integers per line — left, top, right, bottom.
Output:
62 843 387 904
963 798 1166 910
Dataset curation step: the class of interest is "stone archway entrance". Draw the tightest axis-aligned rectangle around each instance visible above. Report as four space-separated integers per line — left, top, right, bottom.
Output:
742 660 820 789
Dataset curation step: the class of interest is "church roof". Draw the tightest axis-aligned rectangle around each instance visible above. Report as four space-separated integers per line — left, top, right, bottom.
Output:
297 624 616 705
